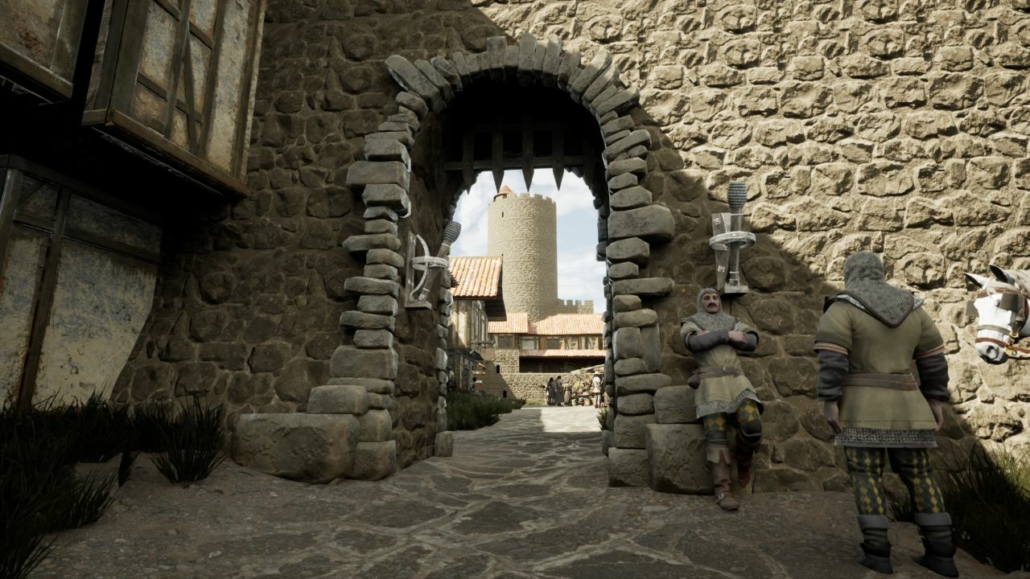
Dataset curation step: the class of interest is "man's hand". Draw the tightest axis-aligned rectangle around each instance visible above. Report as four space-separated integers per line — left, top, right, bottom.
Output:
926 398 944 432
824 401 842 433
727 330 746 343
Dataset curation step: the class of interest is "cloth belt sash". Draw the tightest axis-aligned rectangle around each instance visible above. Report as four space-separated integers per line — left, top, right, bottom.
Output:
843 373 918 391
687 365 743 389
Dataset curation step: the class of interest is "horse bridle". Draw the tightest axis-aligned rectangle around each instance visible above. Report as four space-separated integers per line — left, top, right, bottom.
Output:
969 288 1030 359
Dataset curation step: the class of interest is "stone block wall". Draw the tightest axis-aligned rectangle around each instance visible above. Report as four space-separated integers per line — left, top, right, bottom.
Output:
470 0 1030 483
112 0 1030 487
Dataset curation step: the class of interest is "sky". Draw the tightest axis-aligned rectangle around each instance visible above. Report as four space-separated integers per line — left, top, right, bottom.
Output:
451 169 605 314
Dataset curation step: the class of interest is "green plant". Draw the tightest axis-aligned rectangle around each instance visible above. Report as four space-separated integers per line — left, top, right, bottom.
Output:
890 446 1030 573
446 393 521 430
0 399 118 579
150 397 227 484
597 407 610 431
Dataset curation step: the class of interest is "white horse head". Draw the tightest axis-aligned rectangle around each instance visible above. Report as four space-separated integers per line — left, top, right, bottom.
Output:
964 265 1030 364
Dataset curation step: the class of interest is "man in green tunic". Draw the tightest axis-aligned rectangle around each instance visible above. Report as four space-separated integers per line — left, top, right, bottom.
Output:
815 252 957 577
680 288 762 511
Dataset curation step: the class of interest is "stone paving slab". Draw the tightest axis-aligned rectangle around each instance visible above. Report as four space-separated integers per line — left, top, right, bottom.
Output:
33 408 1023 579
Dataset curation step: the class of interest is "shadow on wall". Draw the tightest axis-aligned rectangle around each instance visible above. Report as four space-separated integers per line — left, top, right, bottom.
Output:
112 0 1026 481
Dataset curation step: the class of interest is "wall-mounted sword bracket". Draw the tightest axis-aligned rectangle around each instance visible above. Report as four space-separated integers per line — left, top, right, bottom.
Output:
709 182 756 295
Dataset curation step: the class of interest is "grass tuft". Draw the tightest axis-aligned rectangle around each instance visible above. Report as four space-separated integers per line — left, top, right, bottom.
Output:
890 445 1030 573
150 397 227 484
446 393 521 431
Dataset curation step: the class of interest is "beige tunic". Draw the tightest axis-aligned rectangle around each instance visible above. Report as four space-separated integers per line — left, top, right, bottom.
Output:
680 320 762 418
815 301 944 447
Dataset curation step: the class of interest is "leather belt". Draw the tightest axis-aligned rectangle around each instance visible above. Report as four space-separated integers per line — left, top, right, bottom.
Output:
843 373 918 391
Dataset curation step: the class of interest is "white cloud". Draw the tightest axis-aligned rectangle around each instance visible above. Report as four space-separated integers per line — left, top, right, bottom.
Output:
451 170 604 313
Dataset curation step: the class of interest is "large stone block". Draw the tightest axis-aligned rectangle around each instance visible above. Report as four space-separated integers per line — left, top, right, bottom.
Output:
616 373 672 395
435 431 454 457
614 308 658 328
346 161 410 190
608 448 649 487
615 413 658 448
350 441 398 481
606 237 650 265
330 346 398 379
641 326 661 372
358 407 389 438
608 206 675 242
618 393 655 415
307 384 369 415
231 413 359 484
611 277 674 297
646 424 711 494
613 327 643 359
654 385 699 424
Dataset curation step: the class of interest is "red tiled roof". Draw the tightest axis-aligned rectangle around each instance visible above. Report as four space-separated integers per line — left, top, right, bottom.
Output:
519 350 607 358
528 314 603 336
450 256 502 298
498 185 514 195
488 312 528 334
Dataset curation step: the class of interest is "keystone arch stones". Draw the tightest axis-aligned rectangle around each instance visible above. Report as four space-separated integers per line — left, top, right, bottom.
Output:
338 34 678 487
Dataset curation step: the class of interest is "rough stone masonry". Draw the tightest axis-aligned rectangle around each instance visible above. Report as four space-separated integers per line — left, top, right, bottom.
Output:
112 0 1030 491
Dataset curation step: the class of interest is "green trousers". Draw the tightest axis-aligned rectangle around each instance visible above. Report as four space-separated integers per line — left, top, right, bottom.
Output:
845 446 946 516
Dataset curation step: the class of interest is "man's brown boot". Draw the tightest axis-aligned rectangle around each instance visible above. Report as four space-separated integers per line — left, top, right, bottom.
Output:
712 451 737 508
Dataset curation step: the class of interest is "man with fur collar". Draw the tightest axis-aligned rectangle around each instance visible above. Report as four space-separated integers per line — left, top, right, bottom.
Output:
815 252 957 577
680 288 762 511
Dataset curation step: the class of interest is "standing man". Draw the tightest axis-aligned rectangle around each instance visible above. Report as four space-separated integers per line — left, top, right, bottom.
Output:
680 288 763 512
815 252 957 577
591 372 603 408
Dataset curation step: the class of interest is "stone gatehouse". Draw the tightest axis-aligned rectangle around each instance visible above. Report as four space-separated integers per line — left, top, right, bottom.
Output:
5 0 1028 490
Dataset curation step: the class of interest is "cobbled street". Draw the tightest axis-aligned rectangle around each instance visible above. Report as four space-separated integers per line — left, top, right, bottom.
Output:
33 407 1019 579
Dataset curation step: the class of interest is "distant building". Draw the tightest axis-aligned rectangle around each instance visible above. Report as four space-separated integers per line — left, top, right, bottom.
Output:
464 185 603 401
447 256 505 393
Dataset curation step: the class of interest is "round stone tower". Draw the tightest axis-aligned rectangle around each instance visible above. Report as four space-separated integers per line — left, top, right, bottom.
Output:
487 186 558 323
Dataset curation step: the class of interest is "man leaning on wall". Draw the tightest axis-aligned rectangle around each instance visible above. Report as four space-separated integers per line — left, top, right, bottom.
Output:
815 252 958 577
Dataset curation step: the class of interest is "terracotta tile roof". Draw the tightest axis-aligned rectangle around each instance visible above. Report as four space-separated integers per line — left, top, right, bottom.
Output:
487 312 528 334
528 314 603 336
519 349 607 358
450 256 502 298
498 185 514 195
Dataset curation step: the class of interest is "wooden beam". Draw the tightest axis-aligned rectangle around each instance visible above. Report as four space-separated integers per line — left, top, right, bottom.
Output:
16 188 72 412
0 168 24 284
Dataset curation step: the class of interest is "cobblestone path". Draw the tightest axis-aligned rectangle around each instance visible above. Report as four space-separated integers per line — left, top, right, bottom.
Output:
34 407 1019 578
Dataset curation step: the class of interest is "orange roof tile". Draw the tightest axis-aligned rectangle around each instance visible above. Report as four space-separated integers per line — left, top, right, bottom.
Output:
498 185 514 195
528 314 603 336
487 312 528 334
450 256 502 298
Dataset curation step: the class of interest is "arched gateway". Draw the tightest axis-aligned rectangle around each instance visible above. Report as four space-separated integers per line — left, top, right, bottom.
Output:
337 33 683 480
240 33 684 485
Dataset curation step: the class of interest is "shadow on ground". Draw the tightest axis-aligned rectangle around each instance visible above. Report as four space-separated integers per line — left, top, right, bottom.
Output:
32 407 1014 579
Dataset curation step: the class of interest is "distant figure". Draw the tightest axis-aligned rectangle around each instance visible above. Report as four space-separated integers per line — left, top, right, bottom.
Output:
591 373 603 408
545 377 557 406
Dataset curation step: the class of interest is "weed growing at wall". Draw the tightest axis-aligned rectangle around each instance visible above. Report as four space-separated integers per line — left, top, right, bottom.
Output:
446 393 522 431
890 446 1030 572
0 394 229 578
150 398 227 484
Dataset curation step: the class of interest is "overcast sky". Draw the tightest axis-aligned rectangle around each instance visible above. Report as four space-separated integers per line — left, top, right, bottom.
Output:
451 169 605 314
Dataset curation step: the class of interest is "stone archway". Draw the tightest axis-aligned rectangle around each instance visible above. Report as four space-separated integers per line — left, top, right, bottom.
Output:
334 34 679 481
